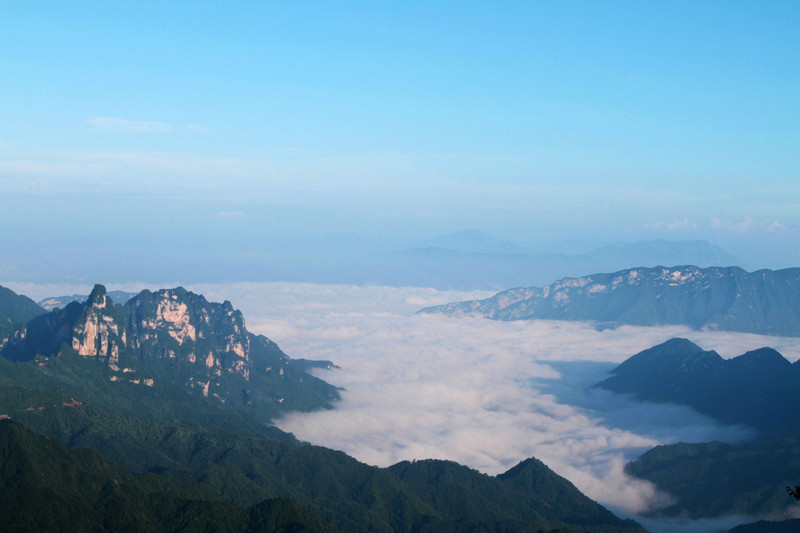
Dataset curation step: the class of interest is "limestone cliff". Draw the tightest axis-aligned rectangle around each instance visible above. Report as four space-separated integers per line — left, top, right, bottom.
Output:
0 284 339 415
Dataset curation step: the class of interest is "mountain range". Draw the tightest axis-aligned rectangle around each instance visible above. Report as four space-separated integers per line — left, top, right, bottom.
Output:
0 283 646 533
597 337 800 433
374 234 743 290
38 290 137 311
595 338 800 526
2 231 743 291
420 265 800 336
1 284 338 422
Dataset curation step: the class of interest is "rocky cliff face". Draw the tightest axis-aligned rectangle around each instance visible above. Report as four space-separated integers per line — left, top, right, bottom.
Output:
71 286 126 364
419 266 800 336
0 284 339 415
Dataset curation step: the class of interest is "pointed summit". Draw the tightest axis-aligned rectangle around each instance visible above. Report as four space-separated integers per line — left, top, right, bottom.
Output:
86 284 110 309
609 337 723 377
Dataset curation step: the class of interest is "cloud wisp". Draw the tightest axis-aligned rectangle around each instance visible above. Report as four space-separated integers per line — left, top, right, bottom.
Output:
86 116 174 134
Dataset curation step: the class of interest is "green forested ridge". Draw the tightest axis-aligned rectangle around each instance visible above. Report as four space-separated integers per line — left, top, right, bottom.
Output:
596 338 800 523
625 439 800 517
0 418 339 533
420 266 800 337
2 389 645 533
0 284 647 533
1 284 339 422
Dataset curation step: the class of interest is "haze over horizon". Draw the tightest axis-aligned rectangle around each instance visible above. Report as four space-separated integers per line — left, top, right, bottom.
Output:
2 1 799 285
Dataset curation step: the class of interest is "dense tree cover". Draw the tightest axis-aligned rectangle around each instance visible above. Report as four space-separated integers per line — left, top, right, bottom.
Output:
0 419 338 533
3 390 645 533
0 285 646 533
626 439 800 517
595 338 800 526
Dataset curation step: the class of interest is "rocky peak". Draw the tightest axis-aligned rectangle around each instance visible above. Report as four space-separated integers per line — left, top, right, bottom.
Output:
86 284 110 309
72 285 124 363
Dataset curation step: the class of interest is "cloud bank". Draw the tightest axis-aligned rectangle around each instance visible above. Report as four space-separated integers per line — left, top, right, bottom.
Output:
186 282 800 516
9 280 800 521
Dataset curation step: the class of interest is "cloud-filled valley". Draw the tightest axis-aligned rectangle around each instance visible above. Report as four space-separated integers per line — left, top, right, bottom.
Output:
182 282 800 517
8 279 800 532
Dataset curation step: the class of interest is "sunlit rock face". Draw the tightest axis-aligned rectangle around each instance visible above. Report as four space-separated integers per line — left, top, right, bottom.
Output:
420 266 800 336
125 287 252 380
72 285 124 364
0 284 339 415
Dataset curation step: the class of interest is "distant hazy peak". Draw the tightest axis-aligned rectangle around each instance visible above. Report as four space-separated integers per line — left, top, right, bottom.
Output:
413 229 527 255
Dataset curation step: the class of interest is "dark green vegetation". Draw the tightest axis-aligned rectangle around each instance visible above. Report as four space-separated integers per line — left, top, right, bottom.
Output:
420 266 800 337
1 284 339 422
596 338 800 527
0 283 647 533
626 439 800 517
0 419 336 533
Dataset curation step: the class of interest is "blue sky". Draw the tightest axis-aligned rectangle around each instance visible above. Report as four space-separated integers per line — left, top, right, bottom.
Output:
1 1 799 281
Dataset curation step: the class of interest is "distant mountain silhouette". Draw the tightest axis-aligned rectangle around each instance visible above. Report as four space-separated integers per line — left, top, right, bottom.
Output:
597 338 800 433
420 266 800 336
0 285 43 346
38 290 136 310
599 339 800 522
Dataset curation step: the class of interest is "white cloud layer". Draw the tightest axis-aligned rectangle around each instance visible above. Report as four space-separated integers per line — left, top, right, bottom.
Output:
9 280 800 522
187 282 800 516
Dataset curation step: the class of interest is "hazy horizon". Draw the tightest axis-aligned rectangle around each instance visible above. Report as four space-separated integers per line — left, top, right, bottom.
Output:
2 2 799 285
2 3 799 531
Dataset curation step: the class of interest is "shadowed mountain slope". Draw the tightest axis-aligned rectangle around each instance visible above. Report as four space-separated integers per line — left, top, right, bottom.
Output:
420 266 800 336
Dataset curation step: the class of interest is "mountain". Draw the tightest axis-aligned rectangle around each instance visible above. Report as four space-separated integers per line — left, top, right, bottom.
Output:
0 367 648 533
728 518 800 533
624 438 800 519
1 284 339 421
419 266 800 336
0 285 43 347
38 290 137 311
595 339 800 520
0 284 647 532
413 229 529 255
0 418 338 533
596 338 800 433
388 458 642 532
384 237 741 290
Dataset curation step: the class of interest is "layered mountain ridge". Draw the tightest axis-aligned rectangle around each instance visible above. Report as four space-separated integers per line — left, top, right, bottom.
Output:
597 338 800 524
596 337 800 433
0 284 339 420
0 283 647 532
420 265 800 336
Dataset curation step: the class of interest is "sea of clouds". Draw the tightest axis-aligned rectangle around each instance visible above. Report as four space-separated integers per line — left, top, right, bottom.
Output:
190 283 800 519
11 280 800 532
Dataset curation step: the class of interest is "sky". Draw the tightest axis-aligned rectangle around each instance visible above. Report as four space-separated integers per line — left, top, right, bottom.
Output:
1 1 799 284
